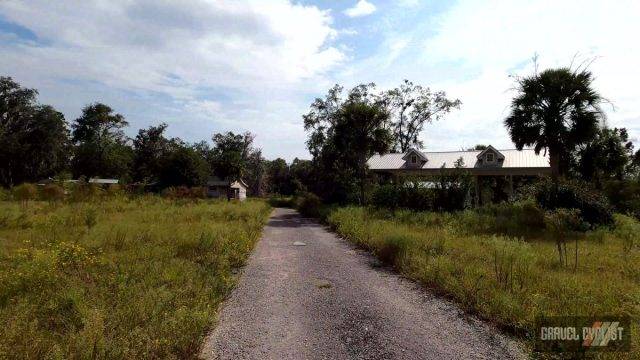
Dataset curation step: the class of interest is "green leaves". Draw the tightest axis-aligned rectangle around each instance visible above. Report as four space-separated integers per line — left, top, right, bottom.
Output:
505 67 605 178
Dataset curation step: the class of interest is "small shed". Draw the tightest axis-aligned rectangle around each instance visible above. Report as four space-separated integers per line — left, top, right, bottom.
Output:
206 177 248 200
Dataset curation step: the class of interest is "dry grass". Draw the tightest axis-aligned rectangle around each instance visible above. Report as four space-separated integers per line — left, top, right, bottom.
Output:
327 206 640 358
0 196 270 359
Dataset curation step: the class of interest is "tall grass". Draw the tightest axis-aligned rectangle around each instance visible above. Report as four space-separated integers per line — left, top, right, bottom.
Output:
0 196 271 359
327 206 640 357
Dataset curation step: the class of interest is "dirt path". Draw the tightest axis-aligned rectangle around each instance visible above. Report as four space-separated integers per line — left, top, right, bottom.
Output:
200 208 525 360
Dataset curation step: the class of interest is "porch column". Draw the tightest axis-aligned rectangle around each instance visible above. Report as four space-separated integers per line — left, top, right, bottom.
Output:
474 175 480 207
508 175 514 199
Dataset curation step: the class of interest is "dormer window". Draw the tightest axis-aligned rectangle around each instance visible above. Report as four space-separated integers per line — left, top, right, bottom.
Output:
411 155 417 164
486 153 495 163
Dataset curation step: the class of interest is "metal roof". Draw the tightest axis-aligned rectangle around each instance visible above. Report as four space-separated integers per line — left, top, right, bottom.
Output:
88 178 119 184
368 148 550 170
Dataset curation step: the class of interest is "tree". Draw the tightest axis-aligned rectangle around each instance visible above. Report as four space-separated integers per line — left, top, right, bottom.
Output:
385 80 461 152
505 67 605 179
132 123 172 182
210 131 254 181
0 77 70 186
245 149 267 196
575 127 635 184
267 158 292 195
304 83 393 203
71 103 133 180
158 142 210 187
466 144 487 151
289 158 313 193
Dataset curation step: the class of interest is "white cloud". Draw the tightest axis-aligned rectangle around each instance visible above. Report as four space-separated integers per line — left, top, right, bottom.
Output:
419 0 640 150
0 0 344 96
0 0 346 160
340 0 640 151
344 0 377 18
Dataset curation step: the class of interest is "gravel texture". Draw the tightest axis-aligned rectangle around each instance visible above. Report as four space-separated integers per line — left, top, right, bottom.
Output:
200 208 526 360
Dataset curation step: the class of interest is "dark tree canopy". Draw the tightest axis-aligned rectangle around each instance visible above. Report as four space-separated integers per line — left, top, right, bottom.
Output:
304 83 393 203
71 103 133 179
385 79 461 152
575 127 635 183
158 142 210 187
210 131 255 181
0 77 70 186
505 67 605 179
133 123 172 182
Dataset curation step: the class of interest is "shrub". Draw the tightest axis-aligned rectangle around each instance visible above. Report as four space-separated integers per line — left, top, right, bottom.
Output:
106 184 123 197
544 208 583 267
268 197 295 208
0 187 9 201
467 200 545 236
296 192 322 217
162 186 193 199
190 187 207 199
613 214 640 254
41 184 65 202
11 183 38 203
372 184 435 212
377 234 413 266
521 178 613 228
84 208 98 229
69 183 103 202
603 180 640 219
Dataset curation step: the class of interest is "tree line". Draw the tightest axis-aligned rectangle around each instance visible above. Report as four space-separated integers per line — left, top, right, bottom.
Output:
0 76 312 194
302 66 640 204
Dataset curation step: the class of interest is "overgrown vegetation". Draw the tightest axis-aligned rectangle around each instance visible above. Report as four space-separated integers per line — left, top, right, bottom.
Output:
326 205 640 356
0 196 270 359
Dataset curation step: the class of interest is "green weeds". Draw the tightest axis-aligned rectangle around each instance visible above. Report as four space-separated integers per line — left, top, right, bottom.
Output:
0 197 270 359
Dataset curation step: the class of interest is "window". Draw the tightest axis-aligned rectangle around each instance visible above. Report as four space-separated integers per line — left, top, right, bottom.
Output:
411 155 417 164
486 153 495 163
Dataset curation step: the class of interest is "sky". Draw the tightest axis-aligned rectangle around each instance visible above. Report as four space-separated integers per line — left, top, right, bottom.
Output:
0 0 638 161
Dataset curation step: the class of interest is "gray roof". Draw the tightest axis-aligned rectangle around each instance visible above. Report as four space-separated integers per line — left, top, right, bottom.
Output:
368 148 550 170
207 177 248 188
88 178 119 184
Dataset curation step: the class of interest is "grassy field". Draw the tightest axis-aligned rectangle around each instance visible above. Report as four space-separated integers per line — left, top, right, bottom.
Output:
0 196 270 359
327 205 640 357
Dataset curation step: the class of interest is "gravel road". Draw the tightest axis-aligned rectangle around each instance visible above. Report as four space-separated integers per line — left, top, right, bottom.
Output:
200 208 526 360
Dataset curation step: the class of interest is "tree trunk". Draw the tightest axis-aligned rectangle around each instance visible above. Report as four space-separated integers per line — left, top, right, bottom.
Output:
548 148 561 182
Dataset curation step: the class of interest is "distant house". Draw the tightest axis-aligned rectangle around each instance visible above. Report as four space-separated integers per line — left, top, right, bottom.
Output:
368 146 551 205
37 178 118 186
207 177 248 200
88 178 119 185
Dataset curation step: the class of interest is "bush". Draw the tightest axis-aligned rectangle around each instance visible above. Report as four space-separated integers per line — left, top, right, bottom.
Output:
41 184 65 202
11 183 38 203
466 200 545 236
372 182 468 212
613 214 640 253
268 197 295 208
68 183 103 202
521 178 613 228
162 186 192 199
0 187 10 201
296 192 322 217
544 208 583 267
603 180 640 219
190 187 208 199
106 184 123 197
372 184 435 212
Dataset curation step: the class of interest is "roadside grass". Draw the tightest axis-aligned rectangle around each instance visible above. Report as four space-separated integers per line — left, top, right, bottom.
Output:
327 206 640 358
0 196 271 359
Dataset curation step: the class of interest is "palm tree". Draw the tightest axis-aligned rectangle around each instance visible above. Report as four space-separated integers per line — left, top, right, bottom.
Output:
505 67 605 180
